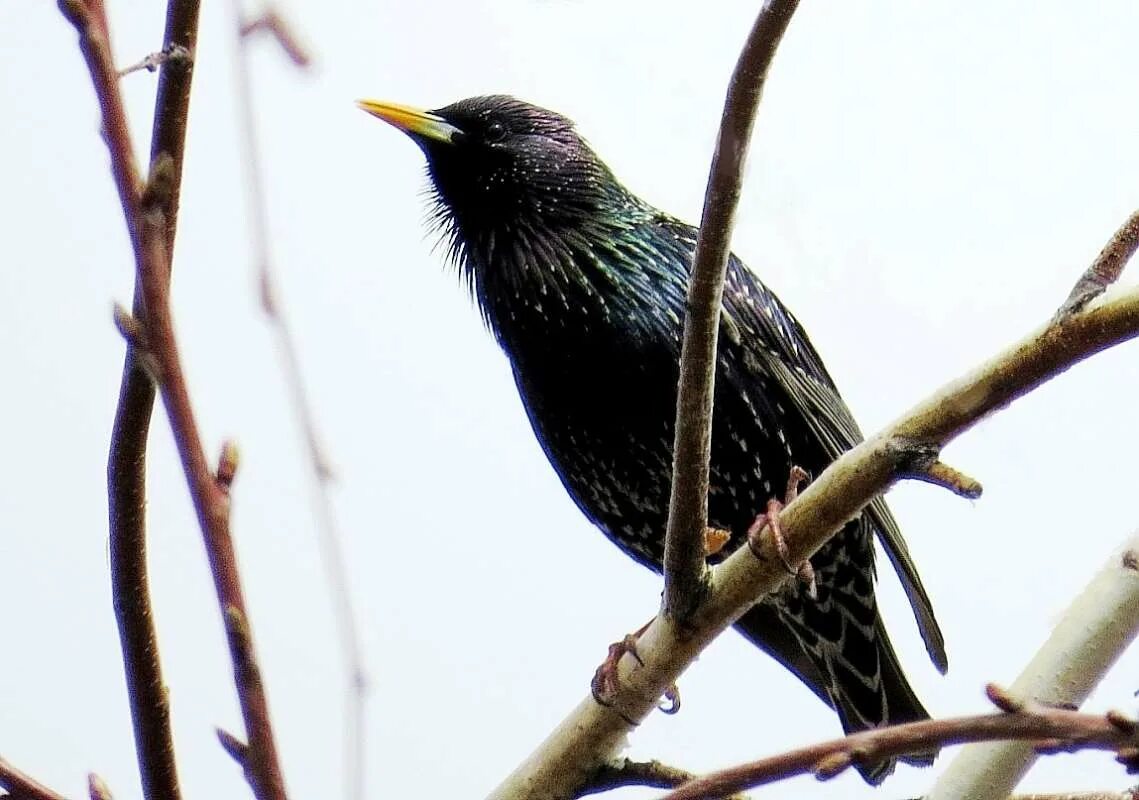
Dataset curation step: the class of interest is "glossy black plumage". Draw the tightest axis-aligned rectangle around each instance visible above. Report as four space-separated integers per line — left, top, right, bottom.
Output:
361 95 946 783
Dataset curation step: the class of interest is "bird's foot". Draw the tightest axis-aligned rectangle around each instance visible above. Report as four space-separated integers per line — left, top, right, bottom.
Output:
590 620 682 716
747 466 815 595
591 624 648 707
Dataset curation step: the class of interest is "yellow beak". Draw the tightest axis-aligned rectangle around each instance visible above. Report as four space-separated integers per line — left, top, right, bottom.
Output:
355 99 463 145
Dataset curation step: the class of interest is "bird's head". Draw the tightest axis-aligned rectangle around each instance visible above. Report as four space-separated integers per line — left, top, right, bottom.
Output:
356 95 627 241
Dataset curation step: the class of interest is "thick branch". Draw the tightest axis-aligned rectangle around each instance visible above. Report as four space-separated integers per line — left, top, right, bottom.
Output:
924 531 1139 799
659 690 1139 799
486 223 1139 800
0 757 68 800
663 0 801 622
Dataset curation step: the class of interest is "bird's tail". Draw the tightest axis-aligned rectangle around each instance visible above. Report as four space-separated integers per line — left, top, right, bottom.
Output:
734 605 936 784
831 616 936 782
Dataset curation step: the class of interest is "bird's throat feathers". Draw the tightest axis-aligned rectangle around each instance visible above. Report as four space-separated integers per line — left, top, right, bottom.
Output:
428 190 691 351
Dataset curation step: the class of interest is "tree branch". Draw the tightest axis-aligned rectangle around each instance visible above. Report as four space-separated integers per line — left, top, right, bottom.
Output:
132 160 289 800
485 214 1139 800
226 5 366 800
60 1 199 799
663 0 801 622
924 530 1139 799
111 3 201 800
1059 209 1139 317
658 685 1139 799
576 758 746 799
61 2 287 798
0 756 68 800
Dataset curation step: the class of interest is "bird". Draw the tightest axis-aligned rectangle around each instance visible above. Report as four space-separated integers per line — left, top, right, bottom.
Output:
357 94 946 783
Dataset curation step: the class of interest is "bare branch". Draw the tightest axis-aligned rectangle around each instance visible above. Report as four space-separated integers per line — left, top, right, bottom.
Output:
925 531 1139 799
1059 209 1139 317
663 0 801 623
117 44 191 78
486 214 1139 800
659 690 1139 799
577 758 746 799
59 1 201 798
226 3 366 799
0 756 69 800
133 157 289 800
240 9 312 68
62 1 289 795
86 774 114 800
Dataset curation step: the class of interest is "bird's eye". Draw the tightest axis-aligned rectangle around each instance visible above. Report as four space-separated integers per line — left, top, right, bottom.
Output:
485 121 507 143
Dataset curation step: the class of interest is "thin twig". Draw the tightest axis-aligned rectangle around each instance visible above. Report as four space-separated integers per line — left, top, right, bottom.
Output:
59 1 198 799
659 686 1139 799
486 215 1139 800
135 157 289 800
117 45 191 77
578 758 746 799
240 10 312 67
663 0 801 623
62 2 289 796
223 3 362 797
1058 209 1139 317
225 5 365 800
0 756 69 800
87 774 114 800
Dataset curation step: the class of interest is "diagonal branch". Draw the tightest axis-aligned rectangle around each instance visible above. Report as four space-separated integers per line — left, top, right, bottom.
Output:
577 758 746 799
924 529 1139 800
0 756 69 800
132 157 288 800
1059 209 1139 317
663 0 801 623
486 213 1139 800
658 685 1139 799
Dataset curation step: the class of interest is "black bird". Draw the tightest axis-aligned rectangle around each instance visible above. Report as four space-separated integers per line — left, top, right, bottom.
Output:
358 95 946 782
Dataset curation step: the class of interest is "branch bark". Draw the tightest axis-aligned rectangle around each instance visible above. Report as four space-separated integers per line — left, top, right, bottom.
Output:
663 0 801 623
659 687 1139 799
486 219 1139 800
107 3 200 799
60 2 287 798
924 531 1139 800
59 1 199 798
0 756 69 800
1059 209 1139 316
134 160 289 800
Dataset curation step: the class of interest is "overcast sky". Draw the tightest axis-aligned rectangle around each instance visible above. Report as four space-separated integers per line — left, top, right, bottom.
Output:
4 2 1139 799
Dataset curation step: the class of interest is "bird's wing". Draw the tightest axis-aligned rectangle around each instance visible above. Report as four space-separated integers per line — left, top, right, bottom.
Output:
721 254 948 673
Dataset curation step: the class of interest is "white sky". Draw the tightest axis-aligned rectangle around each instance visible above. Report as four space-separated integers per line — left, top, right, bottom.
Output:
3 2 1139 799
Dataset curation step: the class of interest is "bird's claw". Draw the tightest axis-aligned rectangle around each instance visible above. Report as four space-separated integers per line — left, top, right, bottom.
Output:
748 466 815 593
659 683 681 714
591 631 645 706
591 622 683 717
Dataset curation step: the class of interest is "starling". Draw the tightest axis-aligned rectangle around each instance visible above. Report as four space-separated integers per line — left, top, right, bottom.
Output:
358 95 946 782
